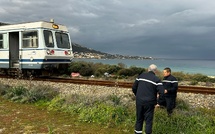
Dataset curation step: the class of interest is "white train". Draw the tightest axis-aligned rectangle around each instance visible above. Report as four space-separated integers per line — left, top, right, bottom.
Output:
0 20 74 76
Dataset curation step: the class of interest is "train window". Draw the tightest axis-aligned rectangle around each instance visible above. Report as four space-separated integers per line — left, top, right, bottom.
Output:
55 32 70 49
44 30 54 47
0 33 7 49
22 31 38 48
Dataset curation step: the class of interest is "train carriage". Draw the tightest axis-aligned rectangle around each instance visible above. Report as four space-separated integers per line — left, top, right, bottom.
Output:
0 20 74 76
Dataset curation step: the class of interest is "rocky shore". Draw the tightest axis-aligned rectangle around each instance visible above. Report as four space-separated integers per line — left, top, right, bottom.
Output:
0 78 214 109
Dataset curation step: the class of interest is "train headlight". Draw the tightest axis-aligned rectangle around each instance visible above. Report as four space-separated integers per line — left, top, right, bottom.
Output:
47 49 51 54
68 50 71 55
47 49 55 55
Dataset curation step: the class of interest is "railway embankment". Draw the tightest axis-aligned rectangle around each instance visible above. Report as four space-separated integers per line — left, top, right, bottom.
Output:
0 78 214 109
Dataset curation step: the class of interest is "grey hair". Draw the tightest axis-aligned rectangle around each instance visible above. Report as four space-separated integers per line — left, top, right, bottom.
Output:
148 64 157 72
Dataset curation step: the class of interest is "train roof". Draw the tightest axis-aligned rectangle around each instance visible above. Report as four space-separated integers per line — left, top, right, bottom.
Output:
0 21 68 32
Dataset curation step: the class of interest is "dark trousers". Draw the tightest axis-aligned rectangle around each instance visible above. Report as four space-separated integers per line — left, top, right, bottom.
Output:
165 96 176 115
157 94 166 107
135 102 155 134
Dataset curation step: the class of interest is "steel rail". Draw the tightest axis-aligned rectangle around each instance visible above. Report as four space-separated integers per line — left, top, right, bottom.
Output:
32 77 215 95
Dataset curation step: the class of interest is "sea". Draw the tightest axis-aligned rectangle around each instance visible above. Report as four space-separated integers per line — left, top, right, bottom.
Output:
73 58 215 76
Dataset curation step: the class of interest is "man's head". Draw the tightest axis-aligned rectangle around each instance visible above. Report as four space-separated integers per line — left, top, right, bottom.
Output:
163 67 171 77
148 64 157 73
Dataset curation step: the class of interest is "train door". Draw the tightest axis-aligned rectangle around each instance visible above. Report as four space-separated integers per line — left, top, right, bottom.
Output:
9 32 19 68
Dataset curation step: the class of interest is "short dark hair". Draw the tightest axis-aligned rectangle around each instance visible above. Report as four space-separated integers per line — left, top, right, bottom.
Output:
164 67 171 73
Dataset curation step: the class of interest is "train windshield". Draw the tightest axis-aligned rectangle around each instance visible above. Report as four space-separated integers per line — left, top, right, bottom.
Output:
55 32 70 49
44 30 54 47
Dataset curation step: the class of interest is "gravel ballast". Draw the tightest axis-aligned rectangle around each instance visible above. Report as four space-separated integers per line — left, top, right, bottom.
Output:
0 78 214 109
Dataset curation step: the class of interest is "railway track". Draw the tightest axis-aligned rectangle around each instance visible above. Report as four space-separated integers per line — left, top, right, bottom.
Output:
33 77 215 95
0 75 215 95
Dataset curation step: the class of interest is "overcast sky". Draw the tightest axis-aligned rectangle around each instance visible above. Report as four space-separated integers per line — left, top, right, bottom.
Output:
1 0 215 59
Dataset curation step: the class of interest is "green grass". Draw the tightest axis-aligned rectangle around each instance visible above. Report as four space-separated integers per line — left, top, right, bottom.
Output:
153 108 215 134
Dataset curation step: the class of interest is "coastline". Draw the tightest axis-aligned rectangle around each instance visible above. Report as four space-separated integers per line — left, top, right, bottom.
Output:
74 58 215 76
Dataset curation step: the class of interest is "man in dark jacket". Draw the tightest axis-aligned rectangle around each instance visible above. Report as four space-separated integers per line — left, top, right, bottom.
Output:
132 64 164 134
158 67 178 116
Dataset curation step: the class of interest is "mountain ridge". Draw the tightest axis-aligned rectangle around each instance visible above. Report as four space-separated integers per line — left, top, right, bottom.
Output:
72 43 154 59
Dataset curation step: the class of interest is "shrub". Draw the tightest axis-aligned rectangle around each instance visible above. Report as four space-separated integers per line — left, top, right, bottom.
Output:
68 61 215 83
192 73 209 82
2 85 59 103
190 80 198 85
118 68 134 76
80 66 94 76
3 86 28 101
107 65 122 74
94 67 107 77
23 85 59 103
208 77 215 83
172 71 186 81
129 66 146 75
68 61 94 76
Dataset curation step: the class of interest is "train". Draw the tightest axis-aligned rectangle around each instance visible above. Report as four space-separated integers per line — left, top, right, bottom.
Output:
0 20 74 76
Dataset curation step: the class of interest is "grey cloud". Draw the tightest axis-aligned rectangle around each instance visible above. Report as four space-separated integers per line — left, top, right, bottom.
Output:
1 0 215 59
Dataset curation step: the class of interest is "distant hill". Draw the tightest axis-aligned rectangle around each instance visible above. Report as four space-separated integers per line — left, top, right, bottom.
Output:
72 43 153 59
72 43 108 55
72 43 117 59
0 22 9 26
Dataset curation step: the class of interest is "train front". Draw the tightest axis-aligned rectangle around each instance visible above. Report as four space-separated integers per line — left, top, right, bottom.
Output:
40 21 74 75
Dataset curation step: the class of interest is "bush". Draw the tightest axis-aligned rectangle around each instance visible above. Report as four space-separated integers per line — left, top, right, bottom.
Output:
172 72 187 81
68 61 94 76
118 68 134 76
68 61 215 82
3 86 28 101
24 85 59 103
190 80 198 85
107 65 122 74
94 67 107 77
2 85 59 103
208 77 215 83
192 73 209 82
129 66 146 75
